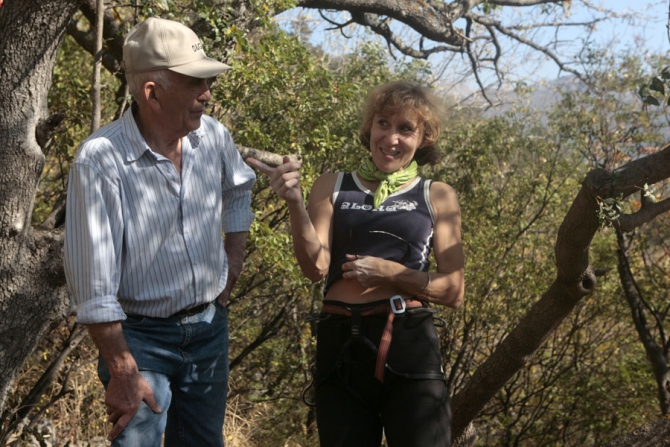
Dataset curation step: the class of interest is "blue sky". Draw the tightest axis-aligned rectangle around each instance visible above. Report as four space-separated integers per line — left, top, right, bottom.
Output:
582 0 667 51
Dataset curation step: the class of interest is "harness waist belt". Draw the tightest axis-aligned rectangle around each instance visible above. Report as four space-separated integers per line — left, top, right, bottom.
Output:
320 298 423 316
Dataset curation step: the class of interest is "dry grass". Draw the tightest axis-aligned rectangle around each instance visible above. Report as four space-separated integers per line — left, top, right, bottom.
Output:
223 395 257 447
3 322 314 447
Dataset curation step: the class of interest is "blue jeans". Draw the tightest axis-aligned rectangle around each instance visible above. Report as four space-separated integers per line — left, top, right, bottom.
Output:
98 303 229 447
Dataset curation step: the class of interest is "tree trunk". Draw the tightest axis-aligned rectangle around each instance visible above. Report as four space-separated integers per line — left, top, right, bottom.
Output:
452 151 670 439
0 0 83 411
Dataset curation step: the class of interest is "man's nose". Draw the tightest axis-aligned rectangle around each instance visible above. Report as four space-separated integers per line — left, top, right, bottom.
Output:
200 86 212 102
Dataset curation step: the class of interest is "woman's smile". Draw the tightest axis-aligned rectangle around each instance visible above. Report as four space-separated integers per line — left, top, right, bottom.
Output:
370 112 423 173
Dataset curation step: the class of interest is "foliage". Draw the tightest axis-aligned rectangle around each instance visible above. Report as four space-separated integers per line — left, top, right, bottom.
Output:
430 111 627 446
475 49 670 444
429 52 668 442
549 50 666 171
9 2 670 446
597 195 624 229
639 66 670 107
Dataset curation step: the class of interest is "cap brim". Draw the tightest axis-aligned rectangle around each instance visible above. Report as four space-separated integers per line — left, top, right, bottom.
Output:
169 58 232 78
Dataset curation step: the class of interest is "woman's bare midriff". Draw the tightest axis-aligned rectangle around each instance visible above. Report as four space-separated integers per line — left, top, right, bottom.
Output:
324 278 412 304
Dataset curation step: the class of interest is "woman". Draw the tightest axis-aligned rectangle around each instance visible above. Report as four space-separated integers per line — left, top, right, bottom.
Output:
247 81 464 447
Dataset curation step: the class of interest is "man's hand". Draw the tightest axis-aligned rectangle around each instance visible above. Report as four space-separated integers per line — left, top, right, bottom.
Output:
87 322 162 441
105 371 161 441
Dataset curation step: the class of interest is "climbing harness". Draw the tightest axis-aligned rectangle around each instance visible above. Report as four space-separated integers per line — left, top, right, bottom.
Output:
300 295 447 407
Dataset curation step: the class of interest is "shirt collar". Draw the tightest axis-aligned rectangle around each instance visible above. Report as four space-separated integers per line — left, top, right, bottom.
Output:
121 103 203 163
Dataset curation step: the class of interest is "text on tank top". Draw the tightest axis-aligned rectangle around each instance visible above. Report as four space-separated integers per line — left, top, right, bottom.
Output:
325 171 435 292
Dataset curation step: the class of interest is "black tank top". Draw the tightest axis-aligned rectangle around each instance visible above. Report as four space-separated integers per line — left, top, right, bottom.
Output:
325 171 435 292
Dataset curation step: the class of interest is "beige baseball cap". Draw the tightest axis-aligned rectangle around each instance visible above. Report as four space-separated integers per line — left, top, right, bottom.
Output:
123 17 231 78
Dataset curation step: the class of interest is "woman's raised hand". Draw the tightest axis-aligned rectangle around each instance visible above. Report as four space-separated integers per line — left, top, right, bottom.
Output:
246 156 303 204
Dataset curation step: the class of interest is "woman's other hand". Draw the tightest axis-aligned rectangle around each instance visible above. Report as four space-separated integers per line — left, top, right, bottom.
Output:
341 254 399 288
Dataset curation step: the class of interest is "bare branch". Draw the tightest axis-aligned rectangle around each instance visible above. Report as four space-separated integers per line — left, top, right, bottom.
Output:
472 15 588 84
90 0 104 133
615 230 670 414
488 0 562 6
465 18 495 107
350 11 459 58
293 0 633 98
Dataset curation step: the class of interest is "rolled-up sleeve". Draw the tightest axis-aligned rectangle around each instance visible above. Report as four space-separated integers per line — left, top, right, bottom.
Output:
64 162 125 324
220 128 256 234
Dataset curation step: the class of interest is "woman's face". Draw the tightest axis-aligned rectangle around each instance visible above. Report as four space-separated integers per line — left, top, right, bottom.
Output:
369 111 424 173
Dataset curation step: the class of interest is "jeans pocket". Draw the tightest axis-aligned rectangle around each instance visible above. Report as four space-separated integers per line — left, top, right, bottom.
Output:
123 314 147 326
214 301 228 318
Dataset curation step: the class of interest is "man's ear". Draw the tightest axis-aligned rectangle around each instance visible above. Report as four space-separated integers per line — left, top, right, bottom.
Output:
144 82 161 111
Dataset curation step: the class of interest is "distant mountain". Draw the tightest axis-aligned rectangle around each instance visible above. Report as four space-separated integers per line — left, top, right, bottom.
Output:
479 76 584 117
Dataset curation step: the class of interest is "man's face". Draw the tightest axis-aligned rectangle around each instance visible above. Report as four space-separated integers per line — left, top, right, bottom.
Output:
156 71 212 136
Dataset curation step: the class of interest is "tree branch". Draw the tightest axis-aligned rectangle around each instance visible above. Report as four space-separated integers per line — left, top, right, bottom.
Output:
472 15 588 84
452 144 670 439
617 198 670 233
349 11 462 58
488 0 562 5
297 0 466 46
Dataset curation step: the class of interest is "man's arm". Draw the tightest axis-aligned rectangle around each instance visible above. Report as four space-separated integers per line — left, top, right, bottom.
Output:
87 322 161 441
217 231 247 306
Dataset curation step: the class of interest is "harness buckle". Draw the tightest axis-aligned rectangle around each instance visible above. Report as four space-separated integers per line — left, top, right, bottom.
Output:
390 295 406 314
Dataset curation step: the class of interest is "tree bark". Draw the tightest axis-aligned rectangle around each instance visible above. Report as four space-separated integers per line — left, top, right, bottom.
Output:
0 0 84 411
602 418 670 447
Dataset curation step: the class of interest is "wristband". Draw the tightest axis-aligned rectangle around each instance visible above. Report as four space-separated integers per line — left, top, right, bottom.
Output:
421 272 431 293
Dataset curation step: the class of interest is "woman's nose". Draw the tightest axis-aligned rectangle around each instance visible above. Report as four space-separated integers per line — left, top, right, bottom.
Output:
386 128 400 143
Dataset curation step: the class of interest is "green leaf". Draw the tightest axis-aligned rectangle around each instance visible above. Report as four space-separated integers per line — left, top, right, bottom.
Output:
643 95 661 106
649 76 665 94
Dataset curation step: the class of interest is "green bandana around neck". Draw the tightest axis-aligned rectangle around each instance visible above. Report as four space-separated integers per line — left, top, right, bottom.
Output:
357 157 418 209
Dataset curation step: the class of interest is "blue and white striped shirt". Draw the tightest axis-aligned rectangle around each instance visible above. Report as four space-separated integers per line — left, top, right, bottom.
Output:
64 107 256 324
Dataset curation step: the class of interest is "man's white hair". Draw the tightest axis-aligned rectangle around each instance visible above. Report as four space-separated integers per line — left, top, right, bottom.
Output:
126 69 173 100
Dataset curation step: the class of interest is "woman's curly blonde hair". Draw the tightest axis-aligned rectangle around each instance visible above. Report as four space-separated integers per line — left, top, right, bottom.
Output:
358 81 444 166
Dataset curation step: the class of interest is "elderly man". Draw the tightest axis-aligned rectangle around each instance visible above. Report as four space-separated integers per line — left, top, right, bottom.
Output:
64 17 256 446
